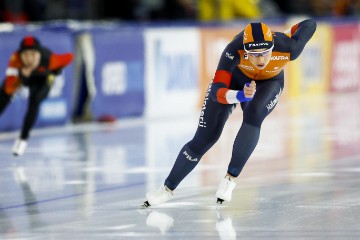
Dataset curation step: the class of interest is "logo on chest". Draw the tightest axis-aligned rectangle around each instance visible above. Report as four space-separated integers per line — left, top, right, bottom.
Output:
239 64 254 71
271 56 289 61
266 66 281 73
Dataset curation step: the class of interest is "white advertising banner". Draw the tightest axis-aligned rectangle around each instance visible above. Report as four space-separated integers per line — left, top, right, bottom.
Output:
144 28 201 118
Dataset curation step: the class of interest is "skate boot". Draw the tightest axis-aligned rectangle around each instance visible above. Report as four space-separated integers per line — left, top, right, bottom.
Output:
216 175 236 204
141 185 173 208
12 139 27 156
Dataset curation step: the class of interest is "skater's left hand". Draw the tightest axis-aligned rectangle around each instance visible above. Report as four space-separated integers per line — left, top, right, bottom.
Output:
244 81 256 98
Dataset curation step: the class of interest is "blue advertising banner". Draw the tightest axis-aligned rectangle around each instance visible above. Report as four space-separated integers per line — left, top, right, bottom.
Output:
0 29 74 132
90 27 145 119
34 30 75 127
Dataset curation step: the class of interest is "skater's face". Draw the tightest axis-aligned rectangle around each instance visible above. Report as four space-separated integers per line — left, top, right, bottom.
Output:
247 48 273 70
20 49 41 68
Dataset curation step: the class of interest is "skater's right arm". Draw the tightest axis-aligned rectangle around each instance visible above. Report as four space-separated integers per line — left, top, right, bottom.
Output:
209 33 254 104
3 53 22 95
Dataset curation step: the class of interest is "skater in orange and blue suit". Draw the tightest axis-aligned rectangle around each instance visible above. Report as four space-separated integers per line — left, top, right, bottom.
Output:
143 19 317 207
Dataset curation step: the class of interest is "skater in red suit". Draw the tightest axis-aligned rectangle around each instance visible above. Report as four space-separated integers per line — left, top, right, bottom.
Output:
0 36 73 156
142 19 317 207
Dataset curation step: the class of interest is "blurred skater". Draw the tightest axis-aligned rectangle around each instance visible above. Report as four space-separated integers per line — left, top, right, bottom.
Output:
0 36 73 156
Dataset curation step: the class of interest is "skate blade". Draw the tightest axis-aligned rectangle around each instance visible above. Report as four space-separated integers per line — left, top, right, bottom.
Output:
140 200 151 209
216 198 224 205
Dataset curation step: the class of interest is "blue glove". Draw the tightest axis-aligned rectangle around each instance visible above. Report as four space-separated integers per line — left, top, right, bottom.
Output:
236 83 253 102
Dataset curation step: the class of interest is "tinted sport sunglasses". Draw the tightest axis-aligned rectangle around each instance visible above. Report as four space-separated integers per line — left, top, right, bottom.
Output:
245 46 274 57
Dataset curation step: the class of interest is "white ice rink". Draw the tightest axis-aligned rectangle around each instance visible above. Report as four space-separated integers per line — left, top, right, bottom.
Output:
1 93 360 239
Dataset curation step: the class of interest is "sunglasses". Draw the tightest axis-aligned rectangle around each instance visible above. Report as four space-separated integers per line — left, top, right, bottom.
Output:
245 46 274 57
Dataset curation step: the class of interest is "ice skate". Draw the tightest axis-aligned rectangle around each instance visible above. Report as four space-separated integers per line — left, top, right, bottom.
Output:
12 139 27 156
216 175 236 204
141 185 173 208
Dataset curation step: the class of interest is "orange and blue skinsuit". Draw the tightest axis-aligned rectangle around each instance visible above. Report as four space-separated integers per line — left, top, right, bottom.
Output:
164 19 317 190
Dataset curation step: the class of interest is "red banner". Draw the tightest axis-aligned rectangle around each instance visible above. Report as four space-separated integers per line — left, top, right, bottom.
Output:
330 24 360 92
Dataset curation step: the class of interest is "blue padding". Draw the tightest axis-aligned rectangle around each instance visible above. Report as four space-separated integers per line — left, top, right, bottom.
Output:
90 27 145 119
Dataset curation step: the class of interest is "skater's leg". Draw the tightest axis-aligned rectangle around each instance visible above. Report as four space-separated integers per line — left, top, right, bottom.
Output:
164 99 235 190
143 98 235 207
216 79 284 204
228 79 284 177
19 84 50 140
227 122 260 176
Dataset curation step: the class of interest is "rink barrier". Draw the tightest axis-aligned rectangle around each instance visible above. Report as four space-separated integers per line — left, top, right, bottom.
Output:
330 23 360 92
89 27 145 120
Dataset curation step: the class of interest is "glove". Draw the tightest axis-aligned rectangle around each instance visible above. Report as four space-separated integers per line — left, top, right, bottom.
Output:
236 83 254 102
